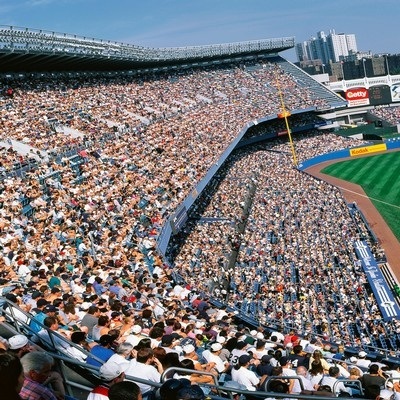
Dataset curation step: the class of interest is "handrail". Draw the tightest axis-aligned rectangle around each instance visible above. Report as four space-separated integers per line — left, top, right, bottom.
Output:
1 298 106 366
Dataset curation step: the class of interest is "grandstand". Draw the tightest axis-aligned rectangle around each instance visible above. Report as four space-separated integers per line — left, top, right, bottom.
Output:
1 26 400 400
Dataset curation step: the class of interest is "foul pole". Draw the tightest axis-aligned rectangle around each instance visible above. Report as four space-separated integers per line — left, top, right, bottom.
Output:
275 67 298 167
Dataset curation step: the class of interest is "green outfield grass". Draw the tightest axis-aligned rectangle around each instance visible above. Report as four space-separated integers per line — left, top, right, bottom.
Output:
321 152 400 241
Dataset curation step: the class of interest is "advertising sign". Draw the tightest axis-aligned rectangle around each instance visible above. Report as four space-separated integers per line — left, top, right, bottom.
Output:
350 143 387 157
346 87 370 107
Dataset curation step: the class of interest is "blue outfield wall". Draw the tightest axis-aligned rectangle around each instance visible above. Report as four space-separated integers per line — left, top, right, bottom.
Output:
298 140 400 171
298 149 351 170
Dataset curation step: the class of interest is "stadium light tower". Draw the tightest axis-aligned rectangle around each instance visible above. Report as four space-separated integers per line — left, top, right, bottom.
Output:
362 58 367 78
274 67 298 167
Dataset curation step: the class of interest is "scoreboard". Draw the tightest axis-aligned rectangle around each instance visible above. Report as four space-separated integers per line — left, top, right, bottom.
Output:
368 85 392 106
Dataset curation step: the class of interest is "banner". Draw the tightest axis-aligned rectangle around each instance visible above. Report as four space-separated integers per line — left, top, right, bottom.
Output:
346 87 370 107
354 240 399 321
350 143 387 157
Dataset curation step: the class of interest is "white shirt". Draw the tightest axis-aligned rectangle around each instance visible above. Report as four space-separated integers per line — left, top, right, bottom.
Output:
291 375 315 394
231 366 259 391
125 362 161 394
202 350 227 373
320 375 352 396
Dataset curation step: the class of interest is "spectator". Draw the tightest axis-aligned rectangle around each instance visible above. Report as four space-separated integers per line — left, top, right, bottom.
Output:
19 351 59 400
158 378 192 400
80 305 100 339
359 364 386 399
88 360 129 400
87 334 116 367
92 316 111 341
290 366 315 395
231 354 262 394
320 366 352 397
124 348 163 397
0 352 24 400
108 381 142 400
201 343 229 375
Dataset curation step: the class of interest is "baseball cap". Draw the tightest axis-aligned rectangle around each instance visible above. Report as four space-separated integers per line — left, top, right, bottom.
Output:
131 325 142 334
256 332 265 340
44 305 58 313
80 302 92 311
8 334 29 350
210 343 222 352
99 360 129 381
238 354 252 365
261 354 273 363
182 344 195 354
279 356 290 366
358 351 367 358
159 378 191 400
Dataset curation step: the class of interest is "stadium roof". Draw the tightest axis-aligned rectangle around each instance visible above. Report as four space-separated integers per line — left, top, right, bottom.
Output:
0 25 294 73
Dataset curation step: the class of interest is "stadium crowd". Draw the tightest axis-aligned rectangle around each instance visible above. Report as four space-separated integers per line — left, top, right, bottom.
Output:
1 58 400 399
370 105 400 126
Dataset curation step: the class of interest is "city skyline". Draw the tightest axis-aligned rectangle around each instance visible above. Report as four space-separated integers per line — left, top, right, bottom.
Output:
1 0 398 62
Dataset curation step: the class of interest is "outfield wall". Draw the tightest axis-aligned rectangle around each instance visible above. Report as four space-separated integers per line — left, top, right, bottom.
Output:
298 140 400 171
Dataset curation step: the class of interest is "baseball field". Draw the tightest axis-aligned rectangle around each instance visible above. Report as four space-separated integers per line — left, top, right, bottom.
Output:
321 151 400 241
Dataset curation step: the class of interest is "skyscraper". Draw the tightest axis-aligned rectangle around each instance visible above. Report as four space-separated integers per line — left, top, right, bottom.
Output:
296 29 358 63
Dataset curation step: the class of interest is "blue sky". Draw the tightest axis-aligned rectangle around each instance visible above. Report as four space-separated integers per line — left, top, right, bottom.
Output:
1 0 397 61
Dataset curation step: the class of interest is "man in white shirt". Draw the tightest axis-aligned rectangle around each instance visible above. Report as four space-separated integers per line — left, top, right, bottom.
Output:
291 366 315 394
201 343 229 374
87 359 128 400
357 351 372 370
124 325 146 348
125 348 163 396
231 354 260 392
320 366 352 397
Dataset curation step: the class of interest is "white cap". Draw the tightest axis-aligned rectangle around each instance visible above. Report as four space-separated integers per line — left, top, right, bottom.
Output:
99 360 129 381
182 344 195 354
80 302 92 311
8 334 29 350
358 351 367 358
216 336 226 344
256 332 265 339
131 325 142 334
210 343 222 352
350 356 358 363
250 330 258 336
